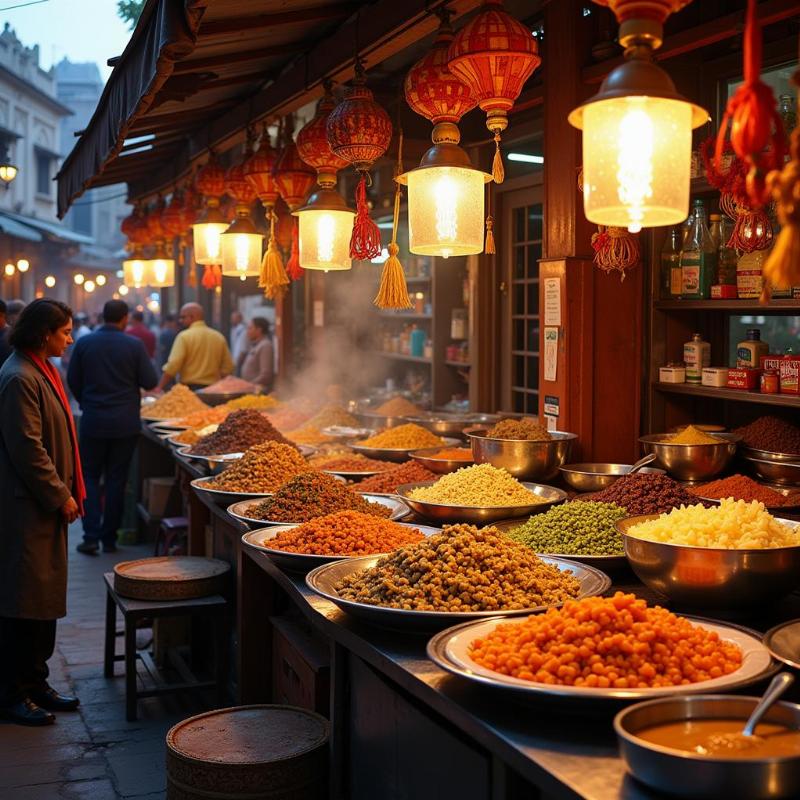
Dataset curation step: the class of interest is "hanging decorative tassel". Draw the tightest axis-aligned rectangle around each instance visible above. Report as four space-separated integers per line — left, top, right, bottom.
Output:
592 226 639 281
484 179 496 255
374 131 412 310
714 0 787 208
729 208 773 253
285 218 303 281
350 174 381 260
259 209 289 300
201 264 215 290
491 131 505 184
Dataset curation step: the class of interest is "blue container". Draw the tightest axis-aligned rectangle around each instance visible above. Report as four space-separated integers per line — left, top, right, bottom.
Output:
410 327 426 358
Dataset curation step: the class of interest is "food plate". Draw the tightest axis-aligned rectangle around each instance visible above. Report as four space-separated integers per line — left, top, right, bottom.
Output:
427 616 775 700
320 425 374 439
350 437 461 463
763 619 800 670
395 481 568 525
190 476 274 502
241 523 441 572
305 555 610 632
227 493 409 528
491 518 629 571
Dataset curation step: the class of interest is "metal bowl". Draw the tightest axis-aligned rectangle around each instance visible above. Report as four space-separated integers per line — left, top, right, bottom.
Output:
194 390 252 406
350 437 460 464
306 554 610 632
615 694 800 799
618 515 800 612
558 462 666 493
741 454 800 487
353 411 408 430
467 429 577 481
740 446 800 463
404 413 502 438
639 433 741 481
409 446 474 474
177 446 243 465
396 481 567 525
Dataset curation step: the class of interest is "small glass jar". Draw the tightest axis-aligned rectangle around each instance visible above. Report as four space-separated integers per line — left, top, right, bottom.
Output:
760 369 779 394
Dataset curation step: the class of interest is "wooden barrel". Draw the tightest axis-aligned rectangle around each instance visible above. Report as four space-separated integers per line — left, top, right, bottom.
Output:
166 705 329 800
114 557 230 601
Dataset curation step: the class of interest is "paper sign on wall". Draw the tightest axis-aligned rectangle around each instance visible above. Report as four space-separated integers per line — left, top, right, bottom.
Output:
543 277 561 327
543 394 559 432
313 300 324 327
543 327 558 382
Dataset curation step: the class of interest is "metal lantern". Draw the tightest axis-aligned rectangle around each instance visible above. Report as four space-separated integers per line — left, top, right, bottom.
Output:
274 136 316 211
193 154 229 264
147 249 176 287
122 257 149 288
568 2 706 232
221 153 263 278
447 0 541 183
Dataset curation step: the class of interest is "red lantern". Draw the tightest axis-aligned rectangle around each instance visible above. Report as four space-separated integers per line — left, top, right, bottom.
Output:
448 0 541 182
274 133 316 211
405 15 477 127
179 186 198 237
274 198 294 251
297 86 349 188
225 157 257 205
244 127 280 210
195 153 226 199
161 190 185 240
146 196 167 243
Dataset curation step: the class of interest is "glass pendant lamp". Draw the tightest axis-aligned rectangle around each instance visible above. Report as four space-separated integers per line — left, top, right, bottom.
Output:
192 198 229 264
122 254 149 288
220 204 263 278
294 188 354 271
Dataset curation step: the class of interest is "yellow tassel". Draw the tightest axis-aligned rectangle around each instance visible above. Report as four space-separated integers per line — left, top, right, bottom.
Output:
259 210 289 300
485 215 496 254
374 243 412 309
492 132 504 184
761 224 800 304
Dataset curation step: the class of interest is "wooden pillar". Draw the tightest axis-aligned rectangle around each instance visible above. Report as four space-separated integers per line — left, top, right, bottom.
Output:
539 0 642 462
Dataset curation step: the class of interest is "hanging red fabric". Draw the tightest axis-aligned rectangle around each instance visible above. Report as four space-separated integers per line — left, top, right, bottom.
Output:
714 0 786 208
285 218 304 281
350 175 381 260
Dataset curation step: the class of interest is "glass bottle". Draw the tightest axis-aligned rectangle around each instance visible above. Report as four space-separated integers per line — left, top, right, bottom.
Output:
709 213 722 251
717 216 738 286
680 199 717 299
660 227 682 299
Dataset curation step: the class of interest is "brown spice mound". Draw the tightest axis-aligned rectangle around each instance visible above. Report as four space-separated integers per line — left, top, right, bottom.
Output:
265 511 424 556
486 418 552 441
690 474 799 507
209 442 311 493
190 409 293 455
334 524 581 612
374 396 422 416
357 461 437 494
589 473 704 516
250 472 392 523
317 455 392 472
734 416 800 455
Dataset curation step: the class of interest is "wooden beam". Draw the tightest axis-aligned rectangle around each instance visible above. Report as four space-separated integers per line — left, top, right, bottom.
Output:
199 3 359 37
172 42 310 73
583 0 800 84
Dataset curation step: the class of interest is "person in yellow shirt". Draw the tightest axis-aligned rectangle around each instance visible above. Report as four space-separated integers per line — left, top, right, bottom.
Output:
155 303 233 391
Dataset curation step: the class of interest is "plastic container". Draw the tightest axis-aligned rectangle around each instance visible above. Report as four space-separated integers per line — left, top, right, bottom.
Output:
683 334 710 385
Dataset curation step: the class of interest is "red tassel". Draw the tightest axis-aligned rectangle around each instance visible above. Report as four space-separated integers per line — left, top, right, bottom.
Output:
350 175 381 260
286 218 303 281
201 264 215 289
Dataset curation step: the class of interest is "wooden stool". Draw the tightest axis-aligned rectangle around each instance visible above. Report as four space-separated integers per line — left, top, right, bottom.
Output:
166 705 329 800
154 516 189 556
103 573 229 721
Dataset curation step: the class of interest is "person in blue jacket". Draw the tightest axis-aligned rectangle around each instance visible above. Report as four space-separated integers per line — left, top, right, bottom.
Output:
67 300 157 555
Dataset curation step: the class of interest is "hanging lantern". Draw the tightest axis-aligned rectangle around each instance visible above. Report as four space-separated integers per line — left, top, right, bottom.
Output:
220 153 263 279
147 249 176 287
274 198 294 251
192 153 229 264
401 13 490 258
160 189 185 253
447 0 541 183
327 59 393 260
122 257 149 288
146 196 167 245
295 84 355 272
568 2 707 232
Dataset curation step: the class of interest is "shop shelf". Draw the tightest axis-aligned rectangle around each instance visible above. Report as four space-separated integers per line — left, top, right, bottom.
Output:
371 351 432 365
653 381 800 408
377 312 432 320
445 360 471 368
654 299 800 312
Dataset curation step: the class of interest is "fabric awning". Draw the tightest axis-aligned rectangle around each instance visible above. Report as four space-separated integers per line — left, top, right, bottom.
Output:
0 213 42 243
1 211 93 245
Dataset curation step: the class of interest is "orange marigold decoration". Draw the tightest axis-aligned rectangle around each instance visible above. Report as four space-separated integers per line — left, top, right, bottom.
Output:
447 0 541 184
326 59 393 260
591 225 640 281
714 0 787 209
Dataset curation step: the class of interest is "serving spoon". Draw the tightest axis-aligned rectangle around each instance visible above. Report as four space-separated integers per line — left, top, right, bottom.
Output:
742 672 794 737
628 453 657 475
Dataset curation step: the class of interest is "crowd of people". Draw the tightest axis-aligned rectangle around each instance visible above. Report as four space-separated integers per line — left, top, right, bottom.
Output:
0 296 275 726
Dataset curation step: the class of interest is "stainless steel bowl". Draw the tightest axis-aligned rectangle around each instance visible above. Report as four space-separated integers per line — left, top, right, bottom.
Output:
350 437 460 464
194 390 250 406
618 515 800 612
741 454 800 487
467 430 577 481
615 694 800 799
409 447 474 474
404 413 502 438
558 462 666 493
353 411 407 430
396 481 567 524
639 433 741 481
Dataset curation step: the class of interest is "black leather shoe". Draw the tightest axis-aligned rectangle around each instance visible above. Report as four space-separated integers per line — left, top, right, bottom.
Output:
76 541 99 555
0 698 55 726
29 685 80 712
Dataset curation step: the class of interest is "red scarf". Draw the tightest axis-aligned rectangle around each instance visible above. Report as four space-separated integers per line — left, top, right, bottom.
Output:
25 351 86 516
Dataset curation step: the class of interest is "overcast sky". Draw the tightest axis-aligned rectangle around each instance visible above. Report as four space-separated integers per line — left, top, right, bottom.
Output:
3 0 133 81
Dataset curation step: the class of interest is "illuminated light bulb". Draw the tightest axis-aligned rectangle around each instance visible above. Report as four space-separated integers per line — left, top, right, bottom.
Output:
44 275 56 288
123 259 148 288
118 285 129 296
615 105 653 233
16 258 29 272
294 188 354 271
4 263 15 277
74 272 85 285
220 205 263 277
96 274 106 286
192 198 229 265
205 227 221 260
317 214 336 263
434 174 459 257
84 280 96 293
147 254 175 287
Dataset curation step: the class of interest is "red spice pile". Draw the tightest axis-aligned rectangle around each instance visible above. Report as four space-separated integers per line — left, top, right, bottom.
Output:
690 474 798 507
357 460 437 494
734 416 800 455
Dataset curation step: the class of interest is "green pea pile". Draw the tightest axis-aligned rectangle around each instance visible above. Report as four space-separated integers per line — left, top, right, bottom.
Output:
506 501 628 556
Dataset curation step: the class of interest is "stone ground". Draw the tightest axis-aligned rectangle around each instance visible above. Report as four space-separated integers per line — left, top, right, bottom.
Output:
0 523 207 799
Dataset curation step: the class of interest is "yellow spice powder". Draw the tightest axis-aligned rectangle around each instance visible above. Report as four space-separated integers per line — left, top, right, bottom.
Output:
669 425 723 445
358 423 443 450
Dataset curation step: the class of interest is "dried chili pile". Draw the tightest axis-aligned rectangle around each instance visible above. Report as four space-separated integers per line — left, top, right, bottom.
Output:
190 409 293 455
589 473 704 516
690 474 798 507
250 472 392 522
357 461 437 494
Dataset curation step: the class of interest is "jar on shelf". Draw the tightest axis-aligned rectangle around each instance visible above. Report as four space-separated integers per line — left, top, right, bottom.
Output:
451 308 467 340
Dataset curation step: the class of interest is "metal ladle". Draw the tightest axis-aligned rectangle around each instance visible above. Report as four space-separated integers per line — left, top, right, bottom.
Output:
628 453 657 475
742 672 794 737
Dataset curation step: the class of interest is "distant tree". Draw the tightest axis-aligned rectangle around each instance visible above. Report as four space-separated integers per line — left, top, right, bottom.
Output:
117 0 145 30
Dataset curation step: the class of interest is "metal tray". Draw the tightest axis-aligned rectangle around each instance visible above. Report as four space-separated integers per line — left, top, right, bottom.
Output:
305 555 610 633
350 437 460 463
320 425 374 440
227 494 409 528
427 616 776 701
190 476 275 502
689 492 800 516
491 518 629 571
144 417 188 429
177 446 243 464
763 619 800 670
395 481 568 525
241 523 440 573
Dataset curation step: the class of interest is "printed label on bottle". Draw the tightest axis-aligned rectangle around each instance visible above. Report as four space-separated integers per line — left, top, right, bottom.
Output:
681 255 700 294
670 266 682 296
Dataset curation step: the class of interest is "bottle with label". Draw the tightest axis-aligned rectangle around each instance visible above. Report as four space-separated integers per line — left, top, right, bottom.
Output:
684 333 710 384
680 199 717 299
661 227 682 299
717 216 738 286
736 328 769 368
737 250 767 298
709 213 722 250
